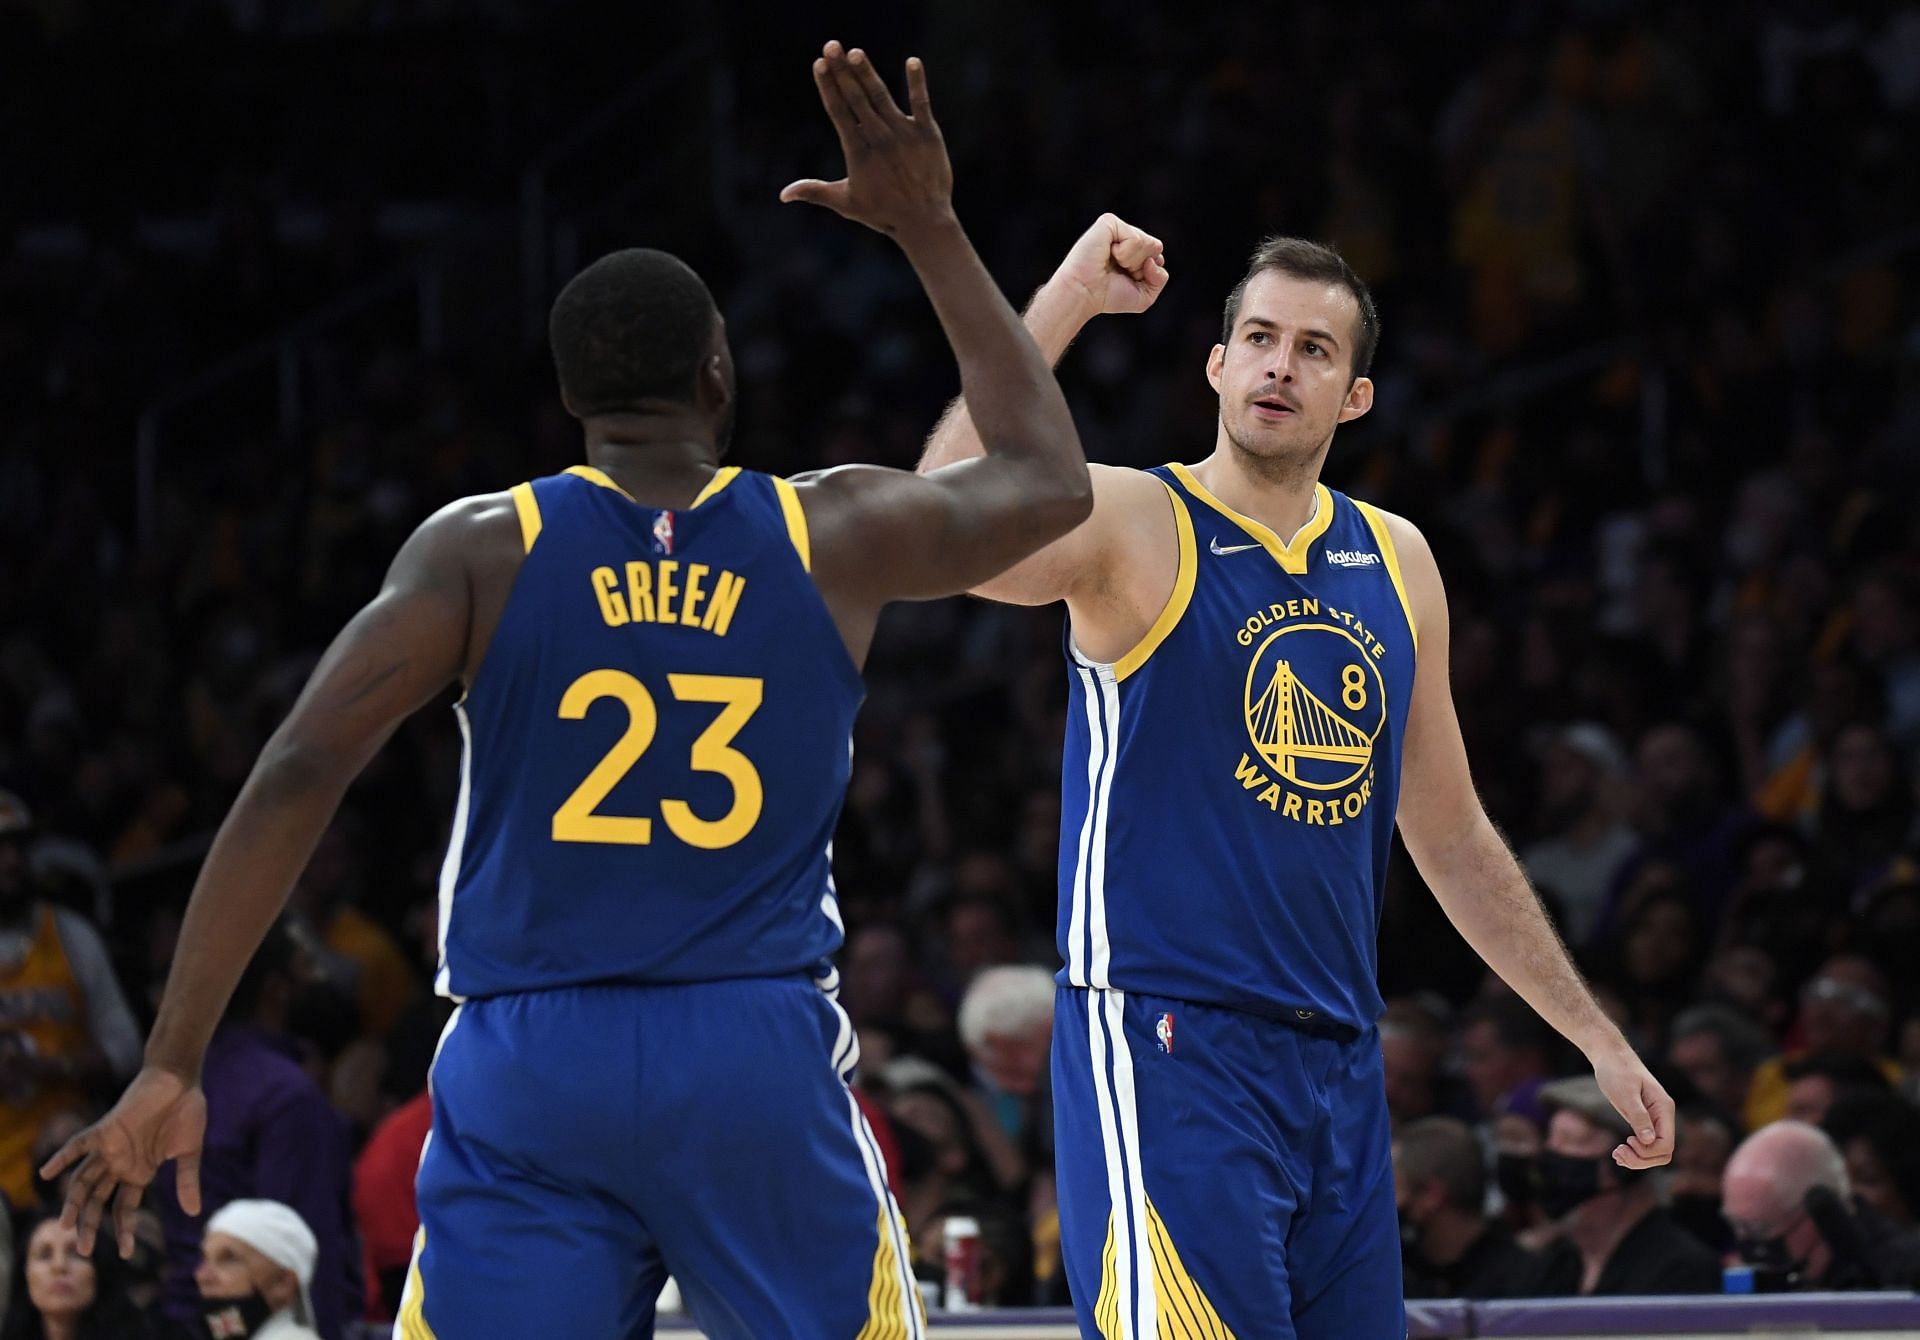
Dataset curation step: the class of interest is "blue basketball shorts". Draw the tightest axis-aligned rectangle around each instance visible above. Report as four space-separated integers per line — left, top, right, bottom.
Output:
393 977 926 1339
1053 987 1405 1339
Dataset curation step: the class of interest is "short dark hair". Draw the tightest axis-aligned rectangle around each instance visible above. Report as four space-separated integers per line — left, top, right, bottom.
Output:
1220 236 1380 379
1671 1003 1775 1075
549 248 718 416
1395 1116 1486 1214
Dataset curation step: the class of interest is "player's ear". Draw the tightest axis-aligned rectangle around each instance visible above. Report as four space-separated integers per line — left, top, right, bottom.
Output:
1337 375 1373 424
1205 343 1225 395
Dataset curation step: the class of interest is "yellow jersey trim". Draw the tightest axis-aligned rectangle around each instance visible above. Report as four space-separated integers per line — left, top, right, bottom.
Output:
771 476 811 572
1095 1200 1235 1339
852 1203 918 1339
1112 482 1197 682
1352 499 1418 654
509 482 542 554
397 1228 437 1338
1168 462 1332 575
690 465 741 508
563 464 635 499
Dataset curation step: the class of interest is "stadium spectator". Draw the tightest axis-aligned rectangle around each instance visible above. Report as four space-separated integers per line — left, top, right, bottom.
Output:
1459 996 1553 1123
350 1087 431 1320
1668 1108 1737 1253
1530 1076 1720 1296
1783 1053 1897 1126
1394 1116 1551 1299
1380 1018 1441 1131
195 1200 322 1340
1746 956 1904 1129
155 922 359 1340
1519 724 1636 945
0 792 141 1210
1667 1002 1777 1126
883 1061 999 1247
1 1214 154 1340
1823 1094 1920 1228
956 966 1054 1193
1808 722 1915 904
1723 1120 1920 1290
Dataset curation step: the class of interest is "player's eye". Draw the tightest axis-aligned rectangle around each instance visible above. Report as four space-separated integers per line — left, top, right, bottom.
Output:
1248 331 1270 345
1304 342 1324 356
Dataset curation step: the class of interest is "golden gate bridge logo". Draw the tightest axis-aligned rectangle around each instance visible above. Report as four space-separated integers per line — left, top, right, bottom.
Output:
1242 623 1385 791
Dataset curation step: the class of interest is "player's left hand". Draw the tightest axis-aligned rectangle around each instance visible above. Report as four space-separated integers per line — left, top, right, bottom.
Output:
1591 1045 1675 1169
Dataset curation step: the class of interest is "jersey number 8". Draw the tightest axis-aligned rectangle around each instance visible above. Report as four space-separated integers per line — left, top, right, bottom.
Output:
552 669 764 850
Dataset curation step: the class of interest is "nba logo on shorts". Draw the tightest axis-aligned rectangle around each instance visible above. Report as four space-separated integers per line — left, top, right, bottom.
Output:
652 510 676 555
1155 1012 1175 1054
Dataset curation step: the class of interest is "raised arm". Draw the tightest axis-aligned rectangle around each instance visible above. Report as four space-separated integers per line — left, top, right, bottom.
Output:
1386 510 1676 1172
778 44 1086 632
915 214 1168 607
46 497 494 1255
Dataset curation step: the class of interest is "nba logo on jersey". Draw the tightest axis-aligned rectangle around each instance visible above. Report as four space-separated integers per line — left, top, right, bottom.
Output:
1156 1011 1175 1054
651 509 675 554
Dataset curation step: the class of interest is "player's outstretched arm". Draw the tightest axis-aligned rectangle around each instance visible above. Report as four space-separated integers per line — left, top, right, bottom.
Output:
782 43 1091 622
916 213 1168 607
42 498 485 1256
1387 511 1676 1172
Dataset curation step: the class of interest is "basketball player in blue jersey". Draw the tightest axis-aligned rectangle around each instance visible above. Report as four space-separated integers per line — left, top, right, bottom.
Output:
918 215 1678 1338
45 43 1094 1338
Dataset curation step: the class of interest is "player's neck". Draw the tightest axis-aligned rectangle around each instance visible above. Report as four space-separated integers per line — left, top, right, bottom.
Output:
1190 439 1324 544
583 417 726 505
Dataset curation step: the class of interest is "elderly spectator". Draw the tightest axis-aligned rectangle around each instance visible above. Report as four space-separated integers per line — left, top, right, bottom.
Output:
1395 1116 1552 1299
0 792 142 1210
1668 1002 1776 1124
957 965 1054 1148
1460 996 1553 1122
1824 1095 1920 1228
195 1200 322 1340
1521 723 1637 944
1723 1119 1920 1289
1746 955 1904 1129
156 921 359 1340
1530 1076 1720 1295
1 1214 154 1340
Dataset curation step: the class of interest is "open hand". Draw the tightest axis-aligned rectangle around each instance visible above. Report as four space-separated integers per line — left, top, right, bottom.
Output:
780 41 952 241
1049 213 1169 319
1592 1045 1676 1170
40 1066 206 1258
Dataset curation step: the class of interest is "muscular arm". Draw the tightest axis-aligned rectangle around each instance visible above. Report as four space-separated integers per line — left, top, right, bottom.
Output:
912 216 1167 607
781 48 1090 642
143 502 479 1079
1387 512 1675 1168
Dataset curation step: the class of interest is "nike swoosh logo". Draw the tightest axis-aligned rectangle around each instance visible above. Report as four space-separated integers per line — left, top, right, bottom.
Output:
1210 537 1263 556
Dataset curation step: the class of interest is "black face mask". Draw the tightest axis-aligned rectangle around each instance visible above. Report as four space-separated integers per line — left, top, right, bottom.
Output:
203 1290 276 1339
1735 1232 1804 1289
1670 1194 1732 1252
1537 1150 1608 1220
1496 1152 1539 1209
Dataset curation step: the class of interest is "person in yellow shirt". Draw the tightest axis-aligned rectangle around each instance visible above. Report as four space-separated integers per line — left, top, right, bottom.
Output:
0 792 142 1207
1746 956 1904 1131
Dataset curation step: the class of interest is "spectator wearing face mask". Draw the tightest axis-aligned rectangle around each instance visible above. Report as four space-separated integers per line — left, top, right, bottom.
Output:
1526 1075 1720 1296
195 1200 321 1339
1745 956 1905 1129
1393 1116 1554 1299
1722 1119 1920 1290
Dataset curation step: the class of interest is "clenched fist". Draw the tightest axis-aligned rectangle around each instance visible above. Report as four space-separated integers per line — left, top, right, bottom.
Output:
1048 213 1170 320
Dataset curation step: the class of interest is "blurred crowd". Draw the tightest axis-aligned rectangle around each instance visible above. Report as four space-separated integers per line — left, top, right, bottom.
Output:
3 0 1920 1328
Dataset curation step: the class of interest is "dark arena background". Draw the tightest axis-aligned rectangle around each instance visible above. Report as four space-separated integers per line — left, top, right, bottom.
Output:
3 2 1919 1336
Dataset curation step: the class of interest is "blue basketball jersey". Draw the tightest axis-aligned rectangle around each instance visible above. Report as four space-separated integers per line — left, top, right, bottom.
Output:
434 465 863 999
1058 463 1419 1032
